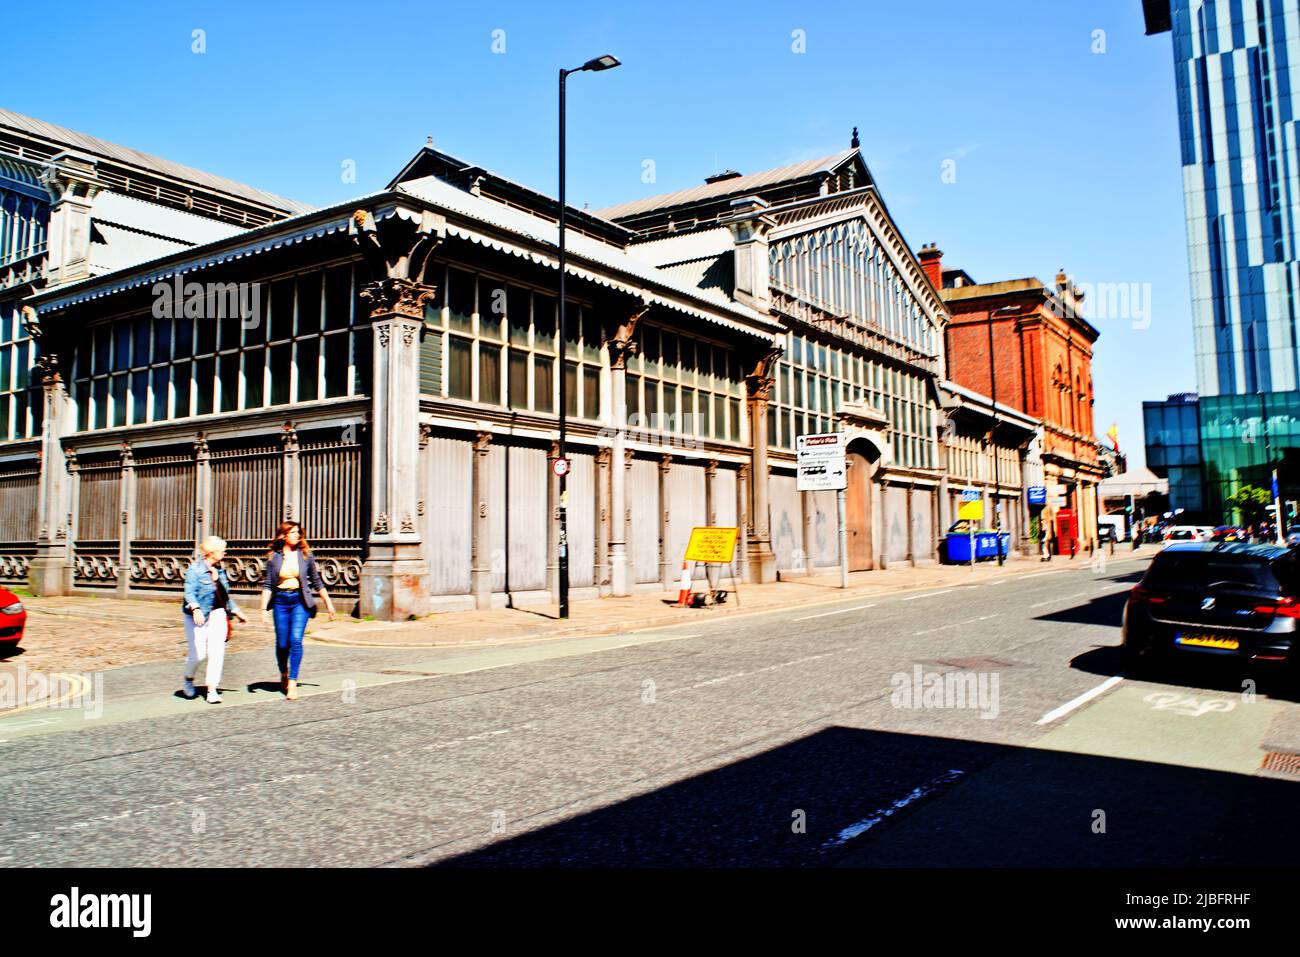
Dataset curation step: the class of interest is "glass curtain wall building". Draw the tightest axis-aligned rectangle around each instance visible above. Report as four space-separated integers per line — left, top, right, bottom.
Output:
1143 0 1300 521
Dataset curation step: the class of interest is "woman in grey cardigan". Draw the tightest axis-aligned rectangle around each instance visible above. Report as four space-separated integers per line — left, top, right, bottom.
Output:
259 521 336 700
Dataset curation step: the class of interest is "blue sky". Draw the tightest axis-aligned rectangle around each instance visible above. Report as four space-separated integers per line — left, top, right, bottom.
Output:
8 0 1191 466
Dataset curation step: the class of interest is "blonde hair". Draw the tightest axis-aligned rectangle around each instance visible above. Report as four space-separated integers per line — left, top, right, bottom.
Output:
200 535 227 558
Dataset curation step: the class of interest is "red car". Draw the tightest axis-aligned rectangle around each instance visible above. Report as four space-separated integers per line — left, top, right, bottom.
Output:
0 587 26 648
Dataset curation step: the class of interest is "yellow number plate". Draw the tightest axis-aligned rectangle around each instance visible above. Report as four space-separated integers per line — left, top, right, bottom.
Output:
1177 635 1240 650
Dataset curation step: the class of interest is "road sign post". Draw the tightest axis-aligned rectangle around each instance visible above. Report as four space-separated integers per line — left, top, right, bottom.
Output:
797 433 849 588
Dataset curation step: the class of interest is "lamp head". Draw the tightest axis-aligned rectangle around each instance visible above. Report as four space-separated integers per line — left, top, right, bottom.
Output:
582 54 621 72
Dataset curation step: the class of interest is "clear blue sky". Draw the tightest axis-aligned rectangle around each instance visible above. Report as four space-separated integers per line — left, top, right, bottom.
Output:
8 0 1191 467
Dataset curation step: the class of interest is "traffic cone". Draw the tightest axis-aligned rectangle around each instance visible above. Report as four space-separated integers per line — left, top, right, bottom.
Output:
677 561 693 607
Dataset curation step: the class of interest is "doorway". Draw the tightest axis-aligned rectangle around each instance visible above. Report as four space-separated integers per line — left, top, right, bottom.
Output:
845 445 878 571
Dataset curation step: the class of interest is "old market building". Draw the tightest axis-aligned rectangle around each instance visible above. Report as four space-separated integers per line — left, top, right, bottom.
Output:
3 111 1067 618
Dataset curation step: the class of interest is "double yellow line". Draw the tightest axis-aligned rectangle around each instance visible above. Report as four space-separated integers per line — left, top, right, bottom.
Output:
0 672 92 718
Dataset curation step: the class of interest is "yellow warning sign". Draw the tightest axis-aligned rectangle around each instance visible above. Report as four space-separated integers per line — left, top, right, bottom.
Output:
958 500 984 521
684 526 739 563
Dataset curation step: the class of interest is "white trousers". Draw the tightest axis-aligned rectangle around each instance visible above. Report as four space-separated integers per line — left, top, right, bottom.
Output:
183 608 228 693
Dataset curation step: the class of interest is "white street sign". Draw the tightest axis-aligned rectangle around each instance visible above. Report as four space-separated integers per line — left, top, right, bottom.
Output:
797 433 847 491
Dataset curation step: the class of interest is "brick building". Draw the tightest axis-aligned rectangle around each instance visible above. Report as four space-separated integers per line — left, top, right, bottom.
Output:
917 245 1105 552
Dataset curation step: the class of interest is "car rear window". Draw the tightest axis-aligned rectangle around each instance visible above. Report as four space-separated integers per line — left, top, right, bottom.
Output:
1145 551 1283 592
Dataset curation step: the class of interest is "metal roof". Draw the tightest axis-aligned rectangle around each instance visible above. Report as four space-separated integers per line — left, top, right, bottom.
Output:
0 107 314 215
594 150 858 222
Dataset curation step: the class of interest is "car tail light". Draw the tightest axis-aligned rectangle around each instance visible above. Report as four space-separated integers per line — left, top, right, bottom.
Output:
1252 597 1300 618
1130 586 1169 605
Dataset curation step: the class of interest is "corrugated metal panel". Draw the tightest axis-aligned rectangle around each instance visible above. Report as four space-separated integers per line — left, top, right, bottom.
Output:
769 472 802 570
486 446 507 592
93 191 244 244
666 463 706 571
885 486 909 563
627 227 734 266
629 457 660 584
424 436 471 595
809 490 838 566
90 222 191 276
912 490 933 561
567 451 595 588
594 151 856 221
0 106 313 214
505 445 547 592
713 468 737 529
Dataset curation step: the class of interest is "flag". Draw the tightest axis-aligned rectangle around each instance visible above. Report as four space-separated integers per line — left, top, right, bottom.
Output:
1106 423 1120 451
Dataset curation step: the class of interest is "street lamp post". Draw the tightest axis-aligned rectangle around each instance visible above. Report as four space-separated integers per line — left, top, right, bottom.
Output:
557 53 620 620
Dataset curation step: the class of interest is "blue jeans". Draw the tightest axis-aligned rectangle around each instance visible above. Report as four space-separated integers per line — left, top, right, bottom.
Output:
272 590 309 680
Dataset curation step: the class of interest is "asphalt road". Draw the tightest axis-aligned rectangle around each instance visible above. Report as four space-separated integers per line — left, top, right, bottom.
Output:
3 552 1298 867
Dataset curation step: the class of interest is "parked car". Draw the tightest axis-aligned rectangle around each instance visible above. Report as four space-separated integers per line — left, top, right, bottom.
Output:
0 587 26 649
1161 525 1212 544
1213 525 1249 542
1122 542 1300 683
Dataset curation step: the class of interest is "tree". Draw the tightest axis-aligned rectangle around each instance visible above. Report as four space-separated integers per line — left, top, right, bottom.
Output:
1228 484 1272 527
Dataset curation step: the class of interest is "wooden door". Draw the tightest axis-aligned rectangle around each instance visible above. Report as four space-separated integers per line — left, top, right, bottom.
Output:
845 450 874 571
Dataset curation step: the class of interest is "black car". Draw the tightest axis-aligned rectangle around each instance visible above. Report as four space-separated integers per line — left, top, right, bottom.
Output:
1122 542 1300 681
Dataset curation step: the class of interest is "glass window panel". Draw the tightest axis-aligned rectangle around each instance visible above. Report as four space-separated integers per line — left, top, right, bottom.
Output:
173 361 192 418
93 377 108 429
713 394 724 439
0 347 9 393
508 351 528 409
564 360 579 417
564 302 581 358
663 381 677 430
0 394 9 440
448 337 472 399
323 333 349 398
173 315 193 359
625 373 640 419
93 325 111 374
129 370 148 423
644 376 659 421
111 373 128 427
270 279 294 341
583 366 600 420
642 327 660 375
447 268 475 333
194 357 214 416
479 343 502 404
582 307 601 362
682 387 696 434
533 355 554 412
533 293 556 351
324 265 351 331
244 347 265 408
133 315 150 367
295 337 320 401
150 366 169 422
152 316 172 364
12 391 26 438
729 398 740 441
218 353 240 412
196 308 217 355
351 328 371 395
662 333 678 380
296 273 321 335
479 278 504 341
507 286 530 345
114 324 131 370
14 341 27 389
218 290 243 352
270 344 292 405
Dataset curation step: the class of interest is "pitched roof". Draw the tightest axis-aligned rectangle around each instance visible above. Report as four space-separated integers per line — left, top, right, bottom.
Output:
0 106 313 216
594 149 860 222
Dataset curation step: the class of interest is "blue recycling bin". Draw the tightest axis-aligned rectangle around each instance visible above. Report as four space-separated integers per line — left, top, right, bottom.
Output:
946 533 975 563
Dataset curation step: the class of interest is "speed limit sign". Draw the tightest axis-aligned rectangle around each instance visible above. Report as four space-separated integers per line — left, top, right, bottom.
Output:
552 457 570 477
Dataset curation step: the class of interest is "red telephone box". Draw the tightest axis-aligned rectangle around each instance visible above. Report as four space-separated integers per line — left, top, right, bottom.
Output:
1055 508 1079 555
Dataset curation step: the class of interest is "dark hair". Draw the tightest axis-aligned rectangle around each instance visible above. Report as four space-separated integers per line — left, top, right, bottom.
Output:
269 520 312 556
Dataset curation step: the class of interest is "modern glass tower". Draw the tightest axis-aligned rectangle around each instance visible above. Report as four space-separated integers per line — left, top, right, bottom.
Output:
1143 0 1300 519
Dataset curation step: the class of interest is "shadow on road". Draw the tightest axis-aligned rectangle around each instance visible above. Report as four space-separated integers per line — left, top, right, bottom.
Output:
431 725 1299 868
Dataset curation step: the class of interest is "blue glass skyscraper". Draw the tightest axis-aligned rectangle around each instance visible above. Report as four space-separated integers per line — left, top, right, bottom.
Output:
1143 0 1300 520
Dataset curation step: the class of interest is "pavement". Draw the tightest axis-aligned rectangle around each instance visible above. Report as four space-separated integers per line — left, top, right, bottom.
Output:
4 544 1297 868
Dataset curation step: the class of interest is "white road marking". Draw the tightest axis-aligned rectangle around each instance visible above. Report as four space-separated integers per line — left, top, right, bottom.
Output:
822 769 966 848
914 613 998 635
1036 675 1124 725
793 604 877 621
665 648 852 695
902 589 953 601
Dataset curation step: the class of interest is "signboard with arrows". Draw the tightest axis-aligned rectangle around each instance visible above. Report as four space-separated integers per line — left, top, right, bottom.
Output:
796 433 847 491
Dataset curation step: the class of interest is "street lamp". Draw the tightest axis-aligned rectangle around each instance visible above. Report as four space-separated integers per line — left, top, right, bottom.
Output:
557 53 620 620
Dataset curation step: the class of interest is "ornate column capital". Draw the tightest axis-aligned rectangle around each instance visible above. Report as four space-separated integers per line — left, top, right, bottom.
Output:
359 277 437 321
418 422 433 449
280 420 300 453
193 432 210 461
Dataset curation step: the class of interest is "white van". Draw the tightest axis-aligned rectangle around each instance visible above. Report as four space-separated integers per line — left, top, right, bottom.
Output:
1098 514 1127 542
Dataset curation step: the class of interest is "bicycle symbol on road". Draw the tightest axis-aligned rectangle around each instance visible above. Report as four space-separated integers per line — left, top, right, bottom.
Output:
1142 691 1236 717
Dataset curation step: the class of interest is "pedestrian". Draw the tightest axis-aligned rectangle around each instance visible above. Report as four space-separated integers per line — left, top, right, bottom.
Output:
182 536 248 704
259 520 337 700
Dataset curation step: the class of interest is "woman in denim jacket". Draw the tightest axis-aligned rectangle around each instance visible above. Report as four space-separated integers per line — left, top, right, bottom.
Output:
259 521 336 700
182 536 248 703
